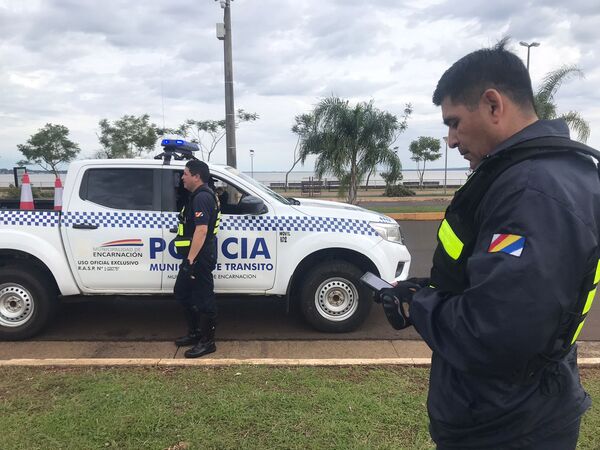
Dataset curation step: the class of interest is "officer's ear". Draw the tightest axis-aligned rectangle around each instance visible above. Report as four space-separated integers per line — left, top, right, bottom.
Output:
480 89 503 124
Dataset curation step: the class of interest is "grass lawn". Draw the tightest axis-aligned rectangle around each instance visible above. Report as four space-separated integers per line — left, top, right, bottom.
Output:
0 366 599 449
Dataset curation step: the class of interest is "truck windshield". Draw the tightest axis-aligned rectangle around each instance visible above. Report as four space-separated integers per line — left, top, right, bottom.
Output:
224 167 291 205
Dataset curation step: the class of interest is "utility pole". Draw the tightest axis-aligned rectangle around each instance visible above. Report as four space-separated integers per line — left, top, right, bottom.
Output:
519 41 540 72
216 0 237 168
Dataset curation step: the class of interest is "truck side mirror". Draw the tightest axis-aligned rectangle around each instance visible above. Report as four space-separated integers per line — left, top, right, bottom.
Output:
238 195 267 215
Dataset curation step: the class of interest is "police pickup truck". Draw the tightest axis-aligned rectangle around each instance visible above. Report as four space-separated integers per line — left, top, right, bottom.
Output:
0 143 411 340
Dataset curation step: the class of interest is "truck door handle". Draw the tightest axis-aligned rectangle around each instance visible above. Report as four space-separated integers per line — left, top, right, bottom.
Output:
169 227 178 233
73 223 98 230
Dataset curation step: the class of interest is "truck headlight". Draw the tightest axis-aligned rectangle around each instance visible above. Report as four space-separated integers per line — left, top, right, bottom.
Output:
370 222 404 244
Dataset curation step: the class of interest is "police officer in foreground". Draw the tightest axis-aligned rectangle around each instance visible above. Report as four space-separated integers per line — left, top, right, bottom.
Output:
174 159 221 358
381 39 600 449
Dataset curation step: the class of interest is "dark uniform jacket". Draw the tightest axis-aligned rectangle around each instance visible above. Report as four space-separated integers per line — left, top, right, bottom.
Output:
411 119 599 448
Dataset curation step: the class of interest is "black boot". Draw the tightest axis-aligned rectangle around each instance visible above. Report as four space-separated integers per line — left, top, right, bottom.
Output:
184 316 216 358
174 306 202 346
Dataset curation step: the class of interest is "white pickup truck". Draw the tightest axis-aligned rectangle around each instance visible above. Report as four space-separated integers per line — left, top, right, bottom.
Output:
0 154 411 339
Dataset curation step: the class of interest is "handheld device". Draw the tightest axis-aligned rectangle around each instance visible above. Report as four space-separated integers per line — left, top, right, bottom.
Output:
360 271 412 330
360 272 394 292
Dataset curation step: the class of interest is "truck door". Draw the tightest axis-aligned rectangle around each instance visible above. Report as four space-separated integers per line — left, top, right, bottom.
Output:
160 168 277 293
61 167 163 291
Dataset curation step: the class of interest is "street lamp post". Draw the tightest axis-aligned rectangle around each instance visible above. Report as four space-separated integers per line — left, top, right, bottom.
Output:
442 137 448 195
216 0 237 168
519 41 540 72
249 149 254 178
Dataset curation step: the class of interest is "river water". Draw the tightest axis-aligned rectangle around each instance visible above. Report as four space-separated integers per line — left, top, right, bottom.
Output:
0 168 469 188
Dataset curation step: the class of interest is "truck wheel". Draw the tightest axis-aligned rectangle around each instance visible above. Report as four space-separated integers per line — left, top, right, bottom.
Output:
0 266 57 340
300 260 372 332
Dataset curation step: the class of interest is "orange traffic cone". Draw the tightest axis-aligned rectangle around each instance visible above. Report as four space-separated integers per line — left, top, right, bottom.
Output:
54 176 63 211
19 172 34 210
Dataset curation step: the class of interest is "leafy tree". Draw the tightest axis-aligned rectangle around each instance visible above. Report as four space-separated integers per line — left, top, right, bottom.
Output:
299 96 411 204
97 114 158 159
408 136 441 188
380 162 403 190
534 65 590 142
154 125 188 138
364 145 402 191
17 123 80 176
286 113 314 191
178 109 259 161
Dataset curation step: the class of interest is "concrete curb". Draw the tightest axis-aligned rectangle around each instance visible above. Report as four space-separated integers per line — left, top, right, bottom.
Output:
0 357 427 367
1 357 599 368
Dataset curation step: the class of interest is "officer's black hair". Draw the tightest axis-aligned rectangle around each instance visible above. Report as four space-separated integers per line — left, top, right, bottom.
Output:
432 37 535 112
186 159 210 183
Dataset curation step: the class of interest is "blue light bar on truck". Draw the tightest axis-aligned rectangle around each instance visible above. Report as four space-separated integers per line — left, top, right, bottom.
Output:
160 139 199 153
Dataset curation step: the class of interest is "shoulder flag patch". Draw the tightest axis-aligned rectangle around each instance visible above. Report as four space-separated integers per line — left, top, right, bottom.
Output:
488 233 526 257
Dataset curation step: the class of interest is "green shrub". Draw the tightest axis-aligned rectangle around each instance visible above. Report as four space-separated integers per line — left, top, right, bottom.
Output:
384 184 415 197
4 184 20 199
0 185 55 199
32 187 55 198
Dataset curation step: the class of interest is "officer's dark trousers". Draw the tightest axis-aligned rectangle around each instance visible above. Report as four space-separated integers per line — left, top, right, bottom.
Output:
436 417 581 450
521 418 581 450
174 255 217 320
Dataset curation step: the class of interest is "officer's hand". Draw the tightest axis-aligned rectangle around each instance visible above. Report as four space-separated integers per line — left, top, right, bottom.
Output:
406 277 430 288
380 281 420 313
378 281 420 330
180 259 196 280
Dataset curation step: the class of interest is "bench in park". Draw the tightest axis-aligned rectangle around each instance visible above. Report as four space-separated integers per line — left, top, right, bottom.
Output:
402 181 440 187
325 181 340 191
270 182 302 190
301 180 322 196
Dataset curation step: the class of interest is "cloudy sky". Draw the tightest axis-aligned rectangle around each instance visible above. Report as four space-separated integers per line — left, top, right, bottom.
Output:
1 0 599 174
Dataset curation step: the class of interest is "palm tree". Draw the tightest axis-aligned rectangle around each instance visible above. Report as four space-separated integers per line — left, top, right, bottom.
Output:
299 97 411 204
534 65 590 143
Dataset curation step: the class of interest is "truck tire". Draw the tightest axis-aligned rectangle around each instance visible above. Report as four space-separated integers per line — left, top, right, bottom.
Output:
0 265 57 340
300 260 372 332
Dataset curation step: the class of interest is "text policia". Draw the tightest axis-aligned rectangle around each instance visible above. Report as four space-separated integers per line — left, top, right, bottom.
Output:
149 236 274 272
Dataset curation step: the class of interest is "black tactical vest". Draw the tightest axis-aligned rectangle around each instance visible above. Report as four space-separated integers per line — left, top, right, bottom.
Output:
174 185 221 256
430 136 600 367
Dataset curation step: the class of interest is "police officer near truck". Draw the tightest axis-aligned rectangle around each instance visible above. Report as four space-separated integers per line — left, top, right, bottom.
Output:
174 159 221 358
372 39 600 449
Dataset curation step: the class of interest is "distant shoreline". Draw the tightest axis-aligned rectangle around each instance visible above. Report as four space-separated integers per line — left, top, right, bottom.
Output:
0 168 470 188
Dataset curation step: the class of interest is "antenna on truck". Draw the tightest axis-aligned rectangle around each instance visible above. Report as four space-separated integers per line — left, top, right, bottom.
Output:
155 139 199 165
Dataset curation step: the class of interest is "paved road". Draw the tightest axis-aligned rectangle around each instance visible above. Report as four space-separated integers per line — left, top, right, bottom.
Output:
36 221 599 341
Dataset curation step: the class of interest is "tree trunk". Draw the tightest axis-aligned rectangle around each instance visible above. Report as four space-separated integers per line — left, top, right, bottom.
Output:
285 138 302 192
348 152 358 204
365 168 373 192
348 169 358 204
284 159 300 193
417 161 424 189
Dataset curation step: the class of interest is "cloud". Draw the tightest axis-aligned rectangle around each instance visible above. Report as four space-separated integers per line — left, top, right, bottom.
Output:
0 0 599 172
